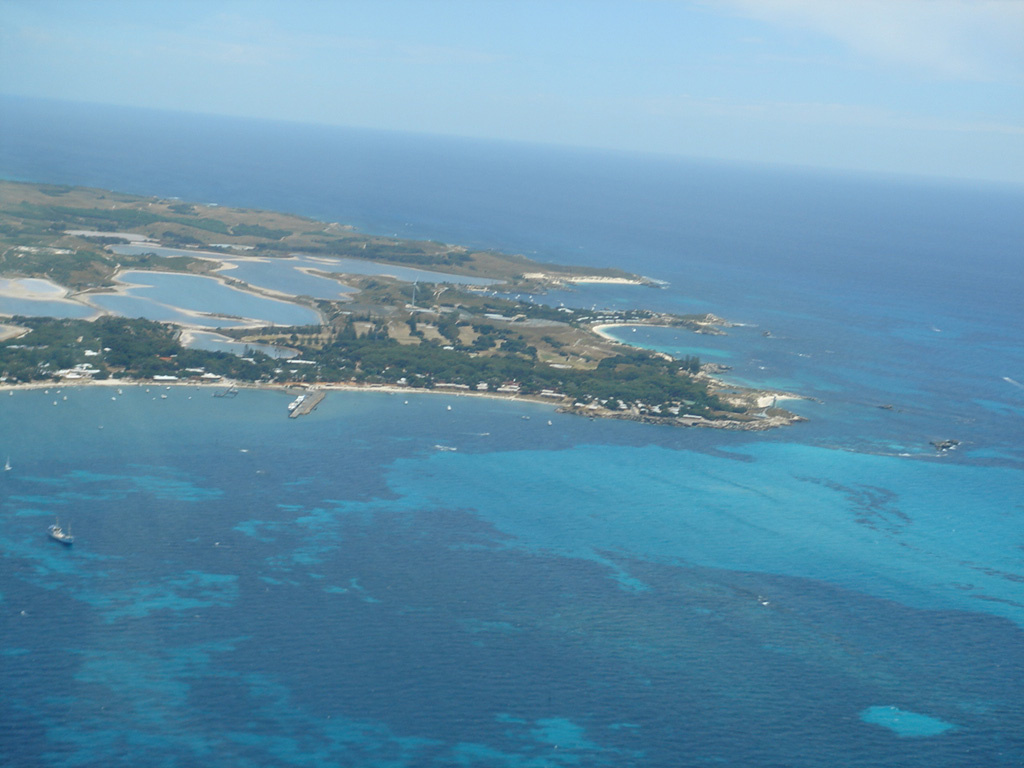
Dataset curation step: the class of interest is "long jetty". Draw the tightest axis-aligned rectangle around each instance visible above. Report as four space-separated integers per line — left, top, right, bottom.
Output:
289 390 326 418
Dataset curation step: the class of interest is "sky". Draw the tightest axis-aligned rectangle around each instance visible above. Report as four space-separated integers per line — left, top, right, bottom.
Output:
1 0 1022 185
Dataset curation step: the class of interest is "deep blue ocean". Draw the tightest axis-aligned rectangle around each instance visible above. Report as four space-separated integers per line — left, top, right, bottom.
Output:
1 96 1023 767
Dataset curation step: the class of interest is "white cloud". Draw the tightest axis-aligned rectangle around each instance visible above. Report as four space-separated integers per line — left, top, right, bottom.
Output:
719 0 1024 80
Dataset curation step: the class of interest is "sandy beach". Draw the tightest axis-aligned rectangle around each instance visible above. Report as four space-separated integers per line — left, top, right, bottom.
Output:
520 272 647 286
591 322 658 342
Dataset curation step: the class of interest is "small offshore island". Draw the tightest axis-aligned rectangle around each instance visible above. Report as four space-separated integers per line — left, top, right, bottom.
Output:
0 181 802 429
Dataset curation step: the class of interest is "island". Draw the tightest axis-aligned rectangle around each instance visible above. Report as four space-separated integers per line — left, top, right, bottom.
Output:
0 180 803 429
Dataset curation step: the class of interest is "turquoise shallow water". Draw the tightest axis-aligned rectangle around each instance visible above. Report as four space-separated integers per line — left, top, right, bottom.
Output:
861 706 956 737
2 387 1022 766
1 98 1023 765
386 440 1024 625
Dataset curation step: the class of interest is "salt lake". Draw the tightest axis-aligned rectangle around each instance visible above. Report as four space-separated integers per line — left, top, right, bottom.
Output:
88 270 321 328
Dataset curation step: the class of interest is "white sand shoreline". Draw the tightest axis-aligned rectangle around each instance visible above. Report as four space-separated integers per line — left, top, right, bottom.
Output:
521 272 646 286
591 322 659 342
